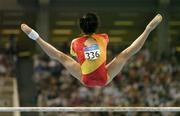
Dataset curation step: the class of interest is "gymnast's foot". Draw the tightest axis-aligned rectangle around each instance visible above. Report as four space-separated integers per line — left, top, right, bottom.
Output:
21 24 39 40
21 24 32 35
146 14 163 32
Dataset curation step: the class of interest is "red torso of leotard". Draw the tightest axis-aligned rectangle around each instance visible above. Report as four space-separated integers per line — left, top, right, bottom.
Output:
70 33 109 87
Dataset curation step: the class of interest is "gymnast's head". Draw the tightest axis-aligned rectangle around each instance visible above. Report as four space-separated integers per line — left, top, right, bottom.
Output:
79 13 99 35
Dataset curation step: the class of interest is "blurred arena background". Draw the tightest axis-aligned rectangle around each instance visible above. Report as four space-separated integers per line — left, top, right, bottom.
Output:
0 0 179 116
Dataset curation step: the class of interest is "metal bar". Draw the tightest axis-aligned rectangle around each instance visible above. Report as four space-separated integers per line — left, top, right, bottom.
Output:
0 107 179 112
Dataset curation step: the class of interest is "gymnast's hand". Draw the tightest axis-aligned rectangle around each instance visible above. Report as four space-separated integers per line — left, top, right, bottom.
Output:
146 14 163 32
21 24 40 40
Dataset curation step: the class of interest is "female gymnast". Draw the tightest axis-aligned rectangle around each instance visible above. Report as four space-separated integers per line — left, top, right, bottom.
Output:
21 13 162 87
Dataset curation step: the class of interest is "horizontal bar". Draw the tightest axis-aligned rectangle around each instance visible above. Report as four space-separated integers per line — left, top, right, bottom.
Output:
0 107 179 112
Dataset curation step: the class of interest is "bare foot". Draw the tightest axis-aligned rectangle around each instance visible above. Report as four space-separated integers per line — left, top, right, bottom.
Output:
146 14 163 31
21 24 32 35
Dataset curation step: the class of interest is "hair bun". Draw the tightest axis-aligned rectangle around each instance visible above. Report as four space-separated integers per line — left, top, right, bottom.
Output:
79 13 99 34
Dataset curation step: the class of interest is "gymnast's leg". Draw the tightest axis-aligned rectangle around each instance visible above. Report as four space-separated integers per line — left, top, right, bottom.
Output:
106 14 162 84
21 24 81 81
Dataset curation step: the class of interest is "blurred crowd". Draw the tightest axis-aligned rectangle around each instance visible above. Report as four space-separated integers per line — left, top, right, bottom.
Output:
32 49 180 116
0 35 17 77
0 53 14 77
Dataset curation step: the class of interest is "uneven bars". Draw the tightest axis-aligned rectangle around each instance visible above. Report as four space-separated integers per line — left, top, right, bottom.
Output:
0 107 179 112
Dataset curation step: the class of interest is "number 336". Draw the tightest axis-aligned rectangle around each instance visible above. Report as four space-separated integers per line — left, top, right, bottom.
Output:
85 51 100 60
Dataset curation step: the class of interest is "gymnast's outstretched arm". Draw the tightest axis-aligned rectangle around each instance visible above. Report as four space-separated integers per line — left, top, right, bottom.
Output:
21 24 81 80
106 14 162 83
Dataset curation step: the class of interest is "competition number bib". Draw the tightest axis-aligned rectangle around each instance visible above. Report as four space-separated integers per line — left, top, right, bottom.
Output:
84 44 100 60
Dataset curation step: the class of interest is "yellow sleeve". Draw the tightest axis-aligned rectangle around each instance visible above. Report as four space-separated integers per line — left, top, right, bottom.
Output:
70 40 76 56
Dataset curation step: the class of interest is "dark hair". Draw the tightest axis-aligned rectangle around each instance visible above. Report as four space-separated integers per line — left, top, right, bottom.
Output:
79 13 99 35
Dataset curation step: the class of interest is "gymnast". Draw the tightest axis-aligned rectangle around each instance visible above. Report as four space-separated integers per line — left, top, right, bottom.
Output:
21 13 162 87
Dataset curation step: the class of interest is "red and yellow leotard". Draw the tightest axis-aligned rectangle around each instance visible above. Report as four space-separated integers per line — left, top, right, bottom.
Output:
70 33 109 87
